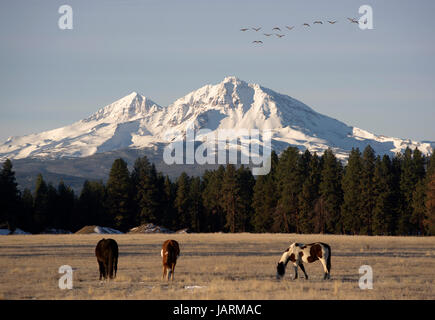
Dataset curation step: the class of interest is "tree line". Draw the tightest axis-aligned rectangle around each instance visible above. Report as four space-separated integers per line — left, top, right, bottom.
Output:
1 145 434 235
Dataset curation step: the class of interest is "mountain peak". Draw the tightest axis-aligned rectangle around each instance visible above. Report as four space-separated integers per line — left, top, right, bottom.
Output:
84 92 161 123
118 91 144 104
223 75 240 82
221 76 250 87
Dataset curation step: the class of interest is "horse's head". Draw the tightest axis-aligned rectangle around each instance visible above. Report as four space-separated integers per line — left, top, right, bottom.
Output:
276 261 286 279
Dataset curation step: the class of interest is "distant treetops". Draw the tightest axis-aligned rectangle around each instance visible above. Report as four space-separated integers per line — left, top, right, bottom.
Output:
0 145 434 235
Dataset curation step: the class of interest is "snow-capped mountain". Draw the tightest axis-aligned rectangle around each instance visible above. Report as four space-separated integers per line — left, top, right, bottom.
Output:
0 76 432 162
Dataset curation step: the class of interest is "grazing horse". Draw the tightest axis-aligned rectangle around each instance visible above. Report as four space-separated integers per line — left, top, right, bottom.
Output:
161 239 180 281
276 242 331 280
95 238 118 280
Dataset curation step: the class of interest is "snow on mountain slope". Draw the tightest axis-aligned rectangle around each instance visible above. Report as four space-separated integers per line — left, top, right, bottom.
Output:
0 92 163 160
0 77 432 161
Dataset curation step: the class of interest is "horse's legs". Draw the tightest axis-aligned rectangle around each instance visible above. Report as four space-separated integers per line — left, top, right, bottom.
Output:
162 265 167 280
98 261 105 280
319 258 329 280
102 259 109 280
293 263 298 279
171 264 175 281
298 263 309 279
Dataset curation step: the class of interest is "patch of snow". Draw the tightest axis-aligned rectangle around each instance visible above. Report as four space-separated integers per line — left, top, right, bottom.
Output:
93 226 123 234
0 229 11 235
75 225 123 234
42 228 72 234
13 228 31 235
184 285 206 290
0 228 31 235
129 223 174 234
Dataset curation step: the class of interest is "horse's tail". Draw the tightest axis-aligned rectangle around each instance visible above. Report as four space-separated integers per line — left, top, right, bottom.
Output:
108 248 114 279
114 253 118 278
325 243 331 273
107 250 113 279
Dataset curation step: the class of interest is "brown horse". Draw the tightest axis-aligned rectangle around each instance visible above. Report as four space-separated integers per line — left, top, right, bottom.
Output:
161 239 180 281
95 238 118 280
276 242 331 280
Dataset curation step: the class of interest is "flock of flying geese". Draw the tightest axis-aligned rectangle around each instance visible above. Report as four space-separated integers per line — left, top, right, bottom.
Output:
242 17 360 44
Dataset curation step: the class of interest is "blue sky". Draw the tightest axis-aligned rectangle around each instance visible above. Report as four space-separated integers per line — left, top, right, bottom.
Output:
0 0 434 142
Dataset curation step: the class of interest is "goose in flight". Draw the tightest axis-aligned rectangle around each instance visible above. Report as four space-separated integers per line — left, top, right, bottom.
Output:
275 34 285 38
263 33 272 36
286 26 294 30
240 28 249 31
313 21 323 24
327 20 337 24
347 18 358 24
252 40 263 44
252 27 261 31
303 23 310 27
272 27 281 31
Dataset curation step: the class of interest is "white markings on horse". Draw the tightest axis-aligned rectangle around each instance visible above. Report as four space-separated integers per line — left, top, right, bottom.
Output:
276 242 331 280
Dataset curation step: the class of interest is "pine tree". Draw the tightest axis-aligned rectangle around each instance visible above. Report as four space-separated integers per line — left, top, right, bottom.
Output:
252 151 278 232
298 152 321 233
235 165 255 232
424 171 435 235
131 157 164 225
372 155 395 235
162 175 177 229
411 179 427 235
0 159 20 231
359 145 376 235
398 147 415 234
54 180 75 231
174 172 191 229
106 158 134 231
188 176 203 232
398 147 424 234
222 164 240 232
77 180 107 230
318 149 343 233
45 183 58 229
390 154 403 234
202 166 226 232
341 148 363 234
273 147 303 233
427 151 435 178
33 174 49 233
422 151 435 235
313 197 328 233
409 149 427 235
412 148 426 181
19 188 34 232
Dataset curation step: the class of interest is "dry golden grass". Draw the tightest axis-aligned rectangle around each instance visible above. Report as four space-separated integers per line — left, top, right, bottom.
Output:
0 233 433 300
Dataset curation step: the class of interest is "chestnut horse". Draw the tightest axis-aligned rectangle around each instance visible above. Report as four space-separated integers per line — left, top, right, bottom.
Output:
161 239 180 281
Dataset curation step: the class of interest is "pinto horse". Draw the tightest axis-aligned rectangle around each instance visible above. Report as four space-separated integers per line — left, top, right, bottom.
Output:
276 242 331 280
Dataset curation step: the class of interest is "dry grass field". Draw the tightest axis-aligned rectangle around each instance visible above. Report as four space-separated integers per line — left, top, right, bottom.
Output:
0 233 433 300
